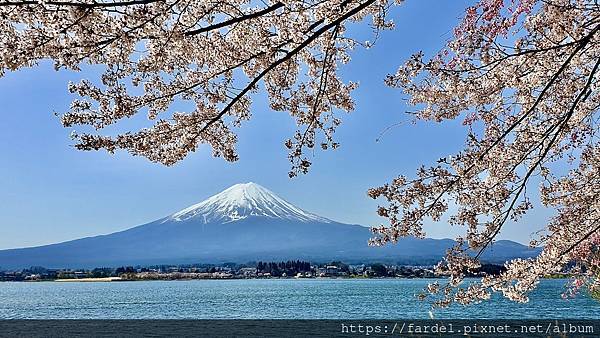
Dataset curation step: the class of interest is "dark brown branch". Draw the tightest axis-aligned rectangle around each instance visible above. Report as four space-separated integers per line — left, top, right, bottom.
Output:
297 24 341 152
184 2 284 36
558 219 600 261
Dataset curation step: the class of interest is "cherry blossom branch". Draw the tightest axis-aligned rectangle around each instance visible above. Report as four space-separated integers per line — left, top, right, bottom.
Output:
474 55 600 258
191 0 376 143
372 24 597 244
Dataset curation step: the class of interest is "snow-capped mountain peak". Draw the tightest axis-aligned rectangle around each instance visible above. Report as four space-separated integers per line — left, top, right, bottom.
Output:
168 182 332 224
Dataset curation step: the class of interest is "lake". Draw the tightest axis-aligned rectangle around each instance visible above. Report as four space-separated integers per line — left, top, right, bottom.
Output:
0 279 598 319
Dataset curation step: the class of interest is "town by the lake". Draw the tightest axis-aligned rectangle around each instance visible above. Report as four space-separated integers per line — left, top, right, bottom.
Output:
0 260 511 282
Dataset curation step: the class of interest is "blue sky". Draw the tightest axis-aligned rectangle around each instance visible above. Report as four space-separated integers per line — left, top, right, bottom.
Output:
0 0 550 249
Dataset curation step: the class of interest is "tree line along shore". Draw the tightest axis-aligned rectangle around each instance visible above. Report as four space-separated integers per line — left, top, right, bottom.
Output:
0 261 516 282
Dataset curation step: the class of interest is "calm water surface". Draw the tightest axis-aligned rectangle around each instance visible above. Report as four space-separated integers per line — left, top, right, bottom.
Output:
0 279 598 319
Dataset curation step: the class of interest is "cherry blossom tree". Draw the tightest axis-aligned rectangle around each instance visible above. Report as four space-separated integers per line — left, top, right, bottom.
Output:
369 0 600 306
0 0 397 176
1 0 599 307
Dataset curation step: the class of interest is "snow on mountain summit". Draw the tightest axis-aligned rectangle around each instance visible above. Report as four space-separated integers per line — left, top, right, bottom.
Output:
168 182 332 224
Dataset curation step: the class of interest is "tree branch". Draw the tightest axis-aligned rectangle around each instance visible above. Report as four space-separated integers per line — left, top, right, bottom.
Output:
184 2 284 36
193 0 376 137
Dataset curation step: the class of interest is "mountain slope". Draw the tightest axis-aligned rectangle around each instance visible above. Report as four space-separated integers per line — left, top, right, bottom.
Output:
0 183 540 269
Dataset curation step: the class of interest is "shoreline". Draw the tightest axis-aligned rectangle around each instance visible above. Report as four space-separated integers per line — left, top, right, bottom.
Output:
3 275 572 283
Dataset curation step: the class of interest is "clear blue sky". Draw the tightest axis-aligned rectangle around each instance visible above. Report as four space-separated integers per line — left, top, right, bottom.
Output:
0 0 550 249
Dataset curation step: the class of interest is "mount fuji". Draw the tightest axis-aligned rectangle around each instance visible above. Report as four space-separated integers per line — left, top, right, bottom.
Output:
0 183 540 269
167 182 331 224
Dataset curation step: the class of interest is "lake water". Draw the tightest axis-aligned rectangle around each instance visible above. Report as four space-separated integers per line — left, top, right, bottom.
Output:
0 279 598 319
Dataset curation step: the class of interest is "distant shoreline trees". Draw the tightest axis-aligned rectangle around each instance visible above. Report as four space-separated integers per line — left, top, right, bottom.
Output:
256 260 312 277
